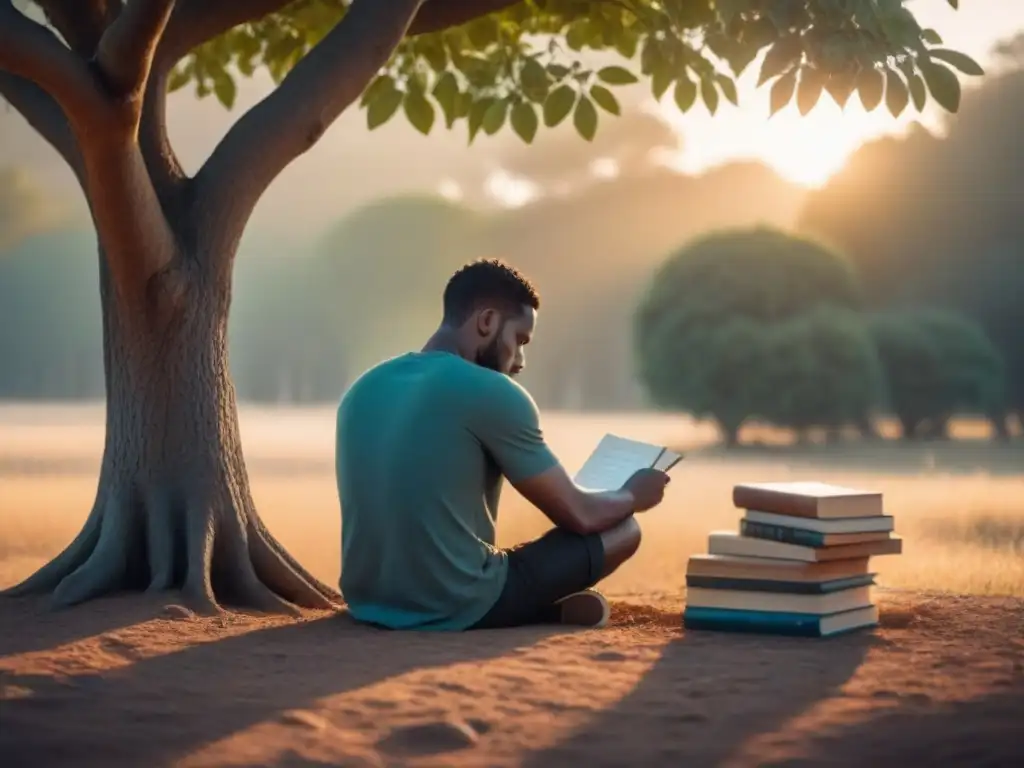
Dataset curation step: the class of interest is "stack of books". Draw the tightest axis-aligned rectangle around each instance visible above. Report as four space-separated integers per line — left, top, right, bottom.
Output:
683 481 902 638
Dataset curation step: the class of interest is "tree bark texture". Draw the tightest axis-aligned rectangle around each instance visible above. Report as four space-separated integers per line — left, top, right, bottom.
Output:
4 246 340 614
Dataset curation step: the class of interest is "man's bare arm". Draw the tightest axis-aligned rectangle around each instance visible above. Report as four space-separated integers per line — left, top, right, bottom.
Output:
511 465 637 536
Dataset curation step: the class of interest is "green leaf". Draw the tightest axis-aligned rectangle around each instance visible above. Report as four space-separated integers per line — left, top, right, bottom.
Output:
769 68 797 116
467 97 492 142
758 35 803 86
481 98 508 135
947 0 958 8
651 65 673 101
715 74 738 106
926 48 984 76
856 67 884 111
547 63 571 80
403 88 436 135
366 87 403 129
520 57 550 91
921 28 943 45
543 84 576 127
701 77 720 115
510 100 539 143
884 67 909 118
167 66 191 93
589 84 620 115
213 72 237 109
565 18 590 51
419 41 448 72
796 66 824 116
597 65 639 85
908 73 927 111
920 60 961 112
453 91 471 119
361 74 395 107
673 76 697 112
431 71 459 127
573 95 598 141
825 71 856 109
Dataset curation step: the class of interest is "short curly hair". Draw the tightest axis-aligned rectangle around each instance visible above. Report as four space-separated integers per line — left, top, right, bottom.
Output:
442 258 540 326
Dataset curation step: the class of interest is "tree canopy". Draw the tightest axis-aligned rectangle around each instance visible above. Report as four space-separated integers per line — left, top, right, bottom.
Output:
168 0 982 143
633 226 877 444
866 308 1007 439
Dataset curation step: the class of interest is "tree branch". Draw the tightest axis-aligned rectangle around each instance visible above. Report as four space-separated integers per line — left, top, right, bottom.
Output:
408 0 524 35
79 143 181 301
139 65 187 191
0 72 83 180
158 0 287 63
95 0 176 101
0 1 107 126
192 0 426 256
35 0 120 57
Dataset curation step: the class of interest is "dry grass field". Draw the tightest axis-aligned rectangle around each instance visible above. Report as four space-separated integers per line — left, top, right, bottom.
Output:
2 403 1022 599
1 403 1022 767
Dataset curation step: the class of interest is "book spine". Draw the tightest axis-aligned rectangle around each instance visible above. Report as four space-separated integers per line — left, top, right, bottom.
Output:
741 520 826 547
685 574 876 595
682 607 823 637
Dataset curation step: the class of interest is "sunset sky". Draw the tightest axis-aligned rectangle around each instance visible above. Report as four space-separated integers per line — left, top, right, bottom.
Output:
1 0 1022 241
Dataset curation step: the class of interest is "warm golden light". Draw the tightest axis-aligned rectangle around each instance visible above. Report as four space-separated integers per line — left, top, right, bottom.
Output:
653 81 942 189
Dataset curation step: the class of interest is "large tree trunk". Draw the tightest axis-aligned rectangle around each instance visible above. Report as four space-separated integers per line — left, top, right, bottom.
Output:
3 247 340 614
0 0 447 615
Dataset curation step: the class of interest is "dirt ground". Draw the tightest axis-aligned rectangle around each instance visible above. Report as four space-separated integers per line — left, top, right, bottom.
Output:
1 590 1022 767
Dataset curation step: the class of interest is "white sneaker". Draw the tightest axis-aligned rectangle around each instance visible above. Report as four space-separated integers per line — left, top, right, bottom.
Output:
556 589 610 628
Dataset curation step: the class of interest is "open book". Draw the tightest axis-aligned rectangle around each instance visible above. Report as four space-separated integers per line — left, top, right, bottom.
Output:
572 433 684 492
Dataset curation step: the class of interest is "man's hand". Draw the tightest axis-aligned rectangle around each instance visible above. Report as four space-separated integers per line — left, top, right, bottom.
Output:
622 468 670 512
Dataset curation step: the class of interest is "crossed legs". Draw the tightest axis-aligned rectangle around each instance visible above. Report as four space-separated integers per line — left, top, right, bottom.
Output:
469 515 642 629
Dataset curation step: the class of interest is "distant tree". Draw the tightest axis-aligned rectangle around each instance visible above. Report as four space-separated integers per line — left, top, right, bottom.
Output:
756 307 885 440
634 227 877 444
637 314 766 446
0 0 979 612
637 226 863 327
866 308 1007 440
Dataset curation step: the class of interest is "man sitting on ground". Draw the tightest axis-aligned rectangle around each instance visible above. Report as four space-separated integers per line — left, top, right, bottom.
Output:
334 258 670 631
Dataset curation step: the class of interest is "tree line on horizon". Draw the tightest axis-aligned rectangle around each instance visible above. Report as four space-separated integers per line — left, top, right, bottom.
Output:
635 226 1011 446
2 52 1022 438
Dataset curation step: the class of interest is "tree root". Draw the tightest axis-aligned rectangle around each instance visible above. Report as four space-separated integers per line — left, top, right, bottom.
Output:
1 481 342 616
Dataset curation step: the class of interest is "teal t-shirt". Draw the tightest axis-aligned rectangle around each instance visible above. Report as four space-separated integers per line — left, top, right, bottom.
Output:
335 351 559 631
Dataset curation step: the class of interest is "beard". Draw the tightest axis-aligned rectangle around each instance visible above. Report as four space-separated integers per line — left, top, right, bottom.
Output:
475 334 505 374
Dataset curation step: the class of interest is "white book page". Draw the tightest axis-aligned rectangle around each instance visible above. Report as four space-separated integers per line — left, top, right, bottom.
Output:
653 448 684 472
572 434 667 491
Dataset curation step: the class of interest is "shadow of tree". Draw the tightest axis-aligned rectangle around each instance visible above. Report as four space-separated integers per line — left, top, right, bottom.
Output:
780 685 1024 766
0 605 549 767
0 595 163 657
521 603 874 766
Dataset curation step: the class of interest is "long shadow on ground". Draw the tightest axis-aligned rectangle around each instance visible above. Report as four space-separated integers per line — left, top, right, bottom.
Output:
0 594 162 657
521 602 874 767
0 600 543 767
524 596 1024 767
786 685 1024 766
